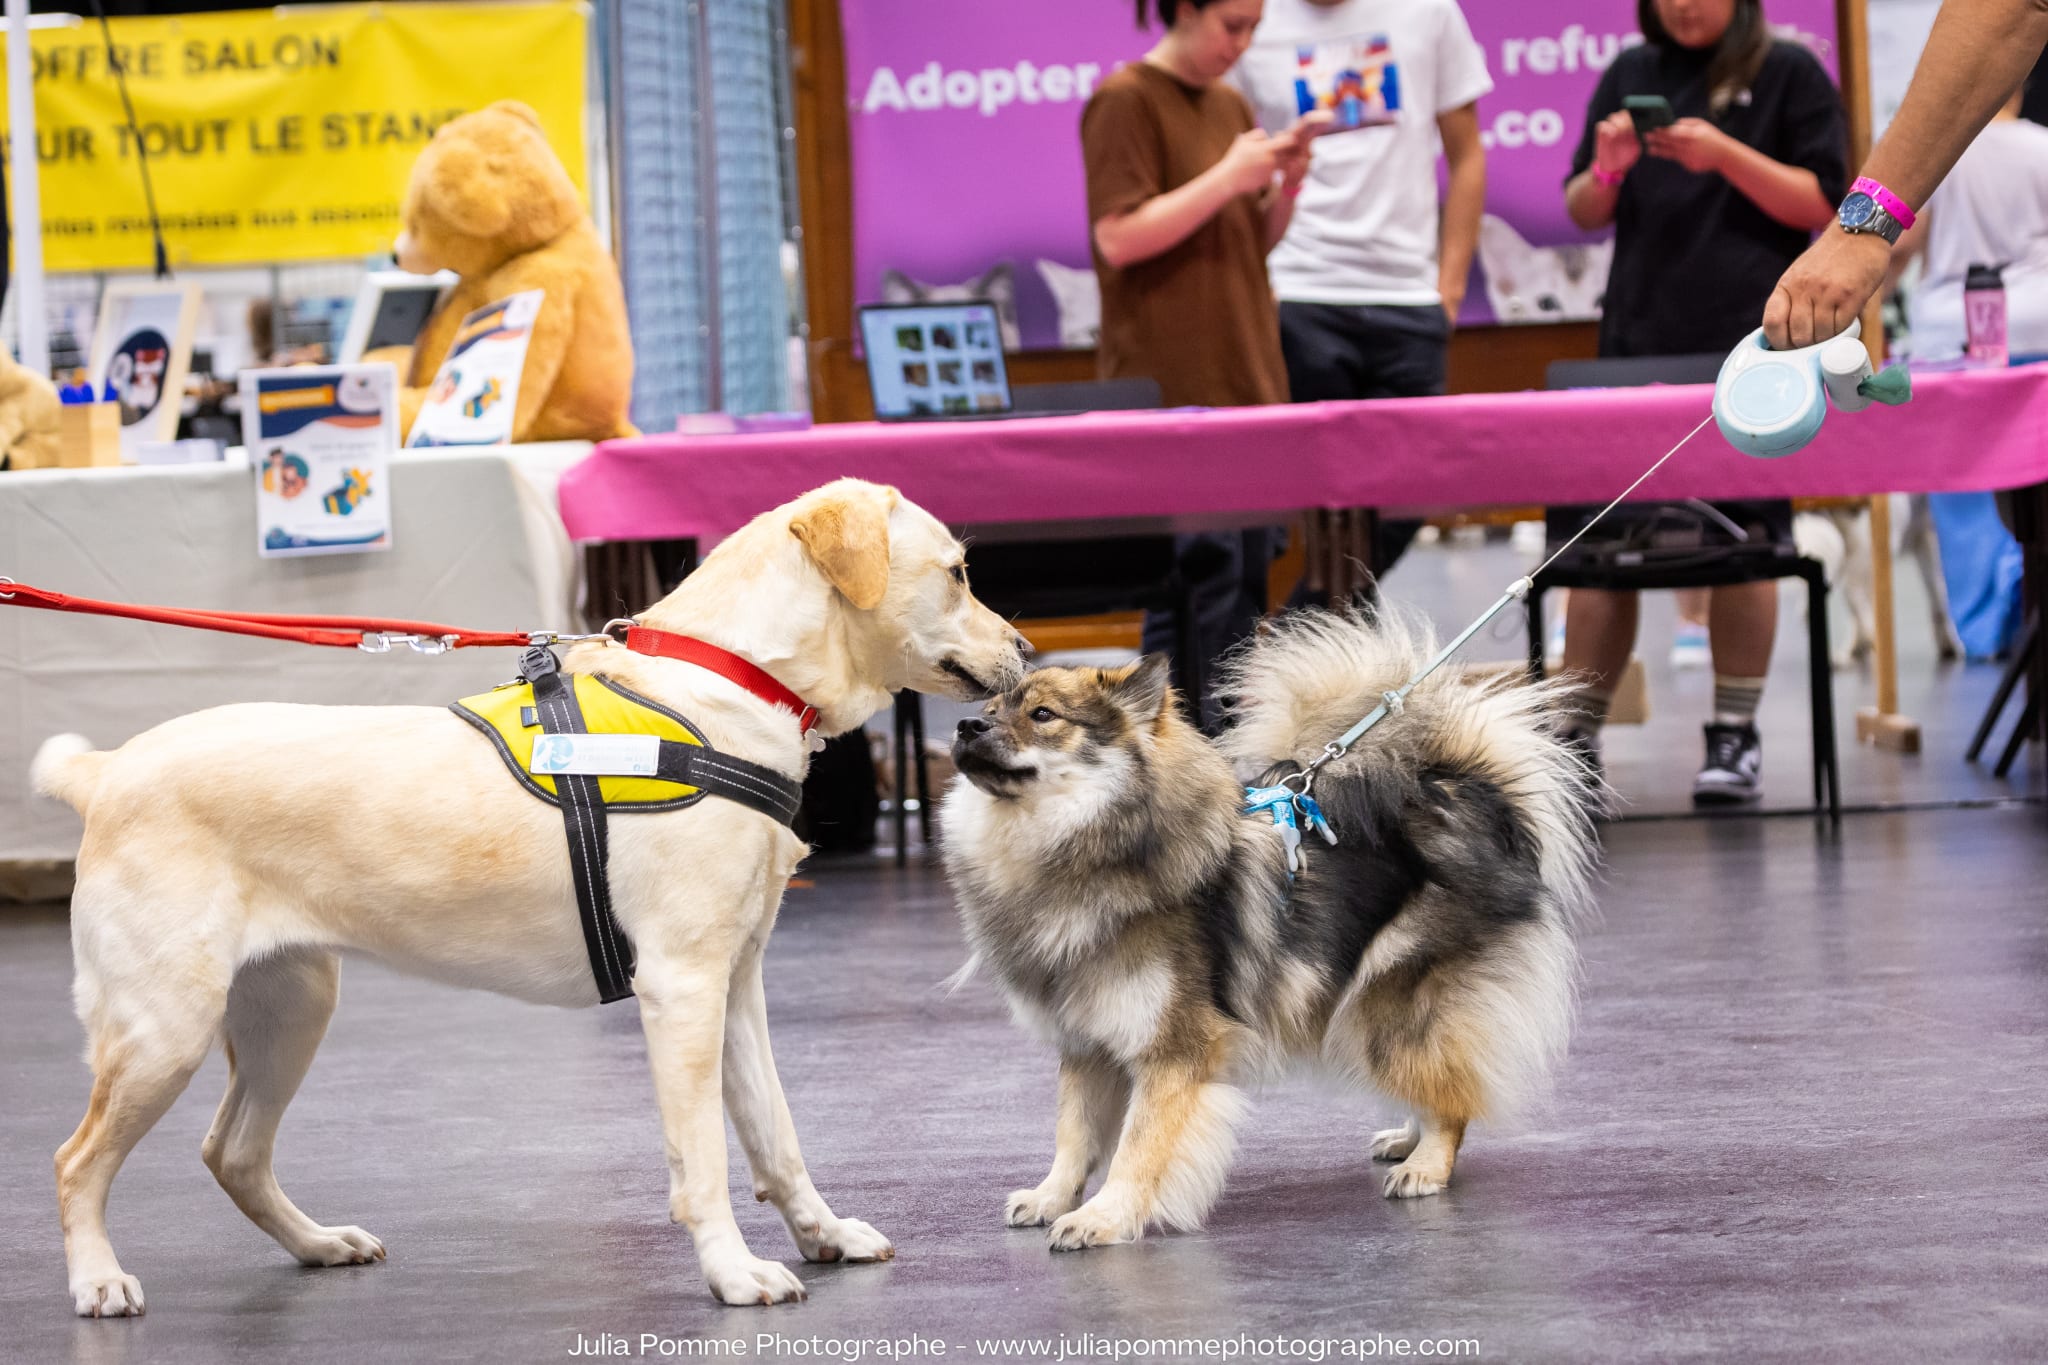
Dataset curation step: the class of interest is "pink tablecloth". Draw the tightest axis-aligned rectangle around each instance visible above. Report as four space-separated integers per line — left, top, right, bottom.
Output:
558 365 2048 544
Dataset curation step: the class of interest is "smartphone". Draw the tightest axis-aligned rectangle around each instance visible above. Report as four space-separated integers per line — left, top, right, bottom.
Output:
1624 95 1675 137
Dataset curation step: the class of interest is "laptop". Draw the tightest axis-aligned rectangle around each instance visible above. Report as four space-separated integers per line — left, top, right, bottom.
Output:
858 300 1025 421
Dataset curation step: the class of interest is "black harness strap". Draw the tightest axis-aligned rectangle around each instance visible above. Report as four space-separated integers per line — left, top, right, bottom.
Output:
507 648 808 1004
523 646 638 1003
653 742 804 826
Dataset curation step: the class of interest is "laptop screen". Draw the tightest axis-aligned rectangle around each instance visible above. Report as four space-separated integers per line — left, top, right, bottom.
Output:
859 302 1011 419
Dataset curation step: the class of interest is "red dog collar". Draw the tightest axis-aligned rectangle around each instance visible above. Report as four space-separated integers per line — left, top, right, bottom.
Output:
619 625 820 735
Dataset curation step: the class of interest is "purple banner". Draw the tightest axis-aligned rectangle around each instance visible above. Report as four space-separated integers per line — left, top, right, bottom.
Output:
844 2 1839 348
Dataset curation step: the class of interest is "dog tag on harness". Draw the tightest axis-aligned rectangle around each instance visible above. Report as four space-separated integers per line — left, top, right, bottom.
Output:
529 733 661 777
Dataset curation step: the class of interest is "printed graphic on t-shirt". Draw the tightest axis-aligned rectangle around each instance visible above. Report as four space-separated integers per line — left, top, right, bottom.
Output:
1291 35 1401 130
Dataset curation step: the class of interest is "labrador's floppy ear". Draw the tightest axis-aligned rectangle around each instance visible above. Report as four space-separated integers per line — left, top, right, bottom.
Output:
790 483 894 611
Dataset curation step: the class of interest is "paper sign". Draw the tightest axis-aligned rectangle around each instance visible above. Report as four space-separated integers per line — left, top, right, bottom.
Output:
407 290 544 448
89 282 200 458
241 364 398 558
529 733 662 777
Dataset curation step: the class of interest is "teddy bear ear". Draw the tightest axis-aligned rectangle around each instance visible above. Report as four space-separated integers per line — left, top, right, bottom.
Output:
428 155 513 240
487 100 545 130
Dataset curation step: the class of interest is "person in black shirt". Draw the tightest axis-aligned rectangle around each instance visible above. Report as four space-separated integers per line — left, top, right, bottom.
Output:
1553 0 1846 807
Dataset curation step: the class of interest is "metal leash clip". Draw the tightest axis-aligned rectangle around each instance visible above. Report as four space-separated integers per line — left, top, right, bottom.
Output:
358 632 458 655
0 575 15 600
526 618 638 648
1281 742 1346 796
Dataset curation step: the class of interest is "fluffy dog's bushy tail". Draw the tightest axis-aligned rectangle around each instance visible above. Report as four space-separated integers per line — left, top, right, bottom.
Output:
1218 607 1595 913
1216 608 1597 1117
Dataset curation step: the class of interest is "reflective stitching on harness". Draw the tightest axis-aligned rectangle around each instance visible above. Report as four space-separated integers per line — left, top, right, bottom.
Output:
692 754 799 815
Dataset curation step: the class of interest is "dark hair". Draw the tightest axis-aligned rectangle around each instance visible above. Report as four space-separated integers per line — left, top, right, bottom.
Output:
1638 0 1772 116
1138 0 1221 28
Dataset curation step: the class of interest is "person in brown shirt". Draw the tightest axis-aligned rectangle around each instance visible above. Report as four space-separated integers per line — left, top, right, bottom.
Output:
1082 0 1324 728
1083 0 1320 408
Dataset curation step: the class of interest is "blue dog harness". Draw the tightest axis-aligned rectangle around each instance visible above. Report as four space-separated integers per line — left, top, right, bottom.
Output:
1242 784 1335 879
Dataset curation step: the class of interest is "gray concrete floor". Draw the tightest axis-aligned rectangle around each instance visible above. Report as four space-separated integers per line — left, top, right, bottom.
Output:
6 537 2043 1362
4 806 2047 1363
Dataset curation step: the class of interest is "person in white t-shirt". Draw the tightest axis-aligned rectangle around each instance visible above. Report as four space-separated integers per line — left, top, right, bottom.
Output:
1888 85 2048 361
1230 0 1491 403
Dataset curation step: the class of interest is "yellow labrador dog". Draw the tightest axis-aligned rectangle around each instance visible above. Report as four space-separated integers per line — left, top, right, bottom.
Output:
31 478 1026 1316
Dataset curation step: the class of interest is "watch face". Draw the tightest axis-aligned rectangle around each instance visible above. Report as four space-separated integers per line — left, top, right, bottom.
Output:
1840 192 1877 230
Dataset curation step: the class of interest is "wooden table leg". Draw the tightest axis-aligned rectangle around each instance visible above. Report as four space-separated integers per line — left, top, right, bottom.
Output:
1856 493 1923 753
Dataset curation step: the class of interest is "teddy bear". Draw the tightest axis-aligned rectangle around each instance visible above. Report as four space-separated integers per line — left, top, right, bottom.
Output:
0 351 63 471
391 100 634 443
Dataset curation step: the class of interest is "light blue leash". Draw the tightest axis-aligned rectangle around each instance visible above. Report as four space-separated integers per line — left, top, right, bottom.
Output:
1253 409 1714 823
1239 340 1911 855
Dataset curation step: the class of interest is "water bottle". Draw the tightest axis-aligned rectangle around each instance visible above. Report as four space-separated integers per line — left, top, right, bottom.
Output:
1964 263 2009 367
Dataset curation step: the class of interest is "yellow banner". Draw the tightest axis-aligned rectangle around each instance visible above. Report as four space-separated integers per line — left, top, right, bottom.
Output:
1 1 588 272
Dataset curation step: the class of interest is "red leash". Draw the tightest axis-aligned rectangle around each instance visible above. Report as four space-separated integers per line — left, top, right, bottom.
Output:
0 580 533 651
0 577 821 732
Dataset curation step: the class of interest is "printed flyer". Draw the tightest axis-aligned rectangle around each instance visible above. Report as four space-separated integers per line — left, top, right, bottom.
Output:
240 363 397 558
406 290 543 447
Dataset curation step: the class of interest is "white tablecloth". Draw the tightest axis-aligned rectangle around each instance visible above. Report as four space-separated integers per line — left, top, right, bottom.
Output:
1 443 588 863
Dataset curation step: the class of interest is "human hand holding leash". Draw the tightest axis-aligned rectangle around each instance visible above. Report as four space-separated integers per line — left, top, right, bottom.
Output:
1765 228 1893 348
1757 0 2048 347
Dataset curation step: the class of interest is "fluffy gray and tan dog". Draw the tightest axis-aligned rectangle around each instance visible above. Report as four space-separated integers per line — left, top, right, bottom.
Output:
940 611 1596 1251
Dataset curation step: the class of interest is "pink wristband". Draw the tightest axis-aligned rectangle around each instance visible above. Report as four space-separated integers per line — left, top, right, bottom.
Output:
1591 164 1624 188
1852 176 1916 230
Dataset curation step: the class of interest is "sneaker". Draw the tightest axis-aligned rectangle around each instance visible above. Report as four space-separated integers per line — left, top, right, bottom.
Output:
1669 621 1711 670
1693 722 1762 806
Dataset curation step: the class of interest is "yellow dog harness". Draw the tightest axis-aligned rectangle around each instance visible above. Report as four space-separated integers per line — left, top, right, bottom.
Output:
452 645 805 1001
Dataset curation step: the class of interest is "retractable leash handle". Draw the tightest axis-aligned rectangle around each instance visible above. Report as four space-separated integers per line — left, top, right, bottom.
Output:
1713 319 1912 459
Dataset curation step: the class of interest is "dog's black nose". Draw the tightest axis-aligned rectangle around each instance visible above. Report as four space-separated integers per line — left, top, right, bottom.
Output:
957 717 993 739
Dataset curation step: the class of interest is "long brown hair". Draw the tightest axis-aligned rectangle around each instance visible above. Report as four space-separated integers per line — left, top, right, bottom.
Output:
1638 0 1772 116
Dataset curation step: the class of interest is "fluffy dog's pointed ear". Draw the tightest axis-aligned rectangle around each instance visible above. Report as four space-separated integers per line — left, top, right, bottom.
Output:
1108 653 1172 722
791 484 894 611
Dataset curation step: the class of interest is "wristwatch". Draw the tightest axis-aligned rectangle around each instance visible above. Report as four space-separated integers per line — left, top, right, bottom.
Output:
1838 177 1915 245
